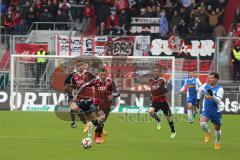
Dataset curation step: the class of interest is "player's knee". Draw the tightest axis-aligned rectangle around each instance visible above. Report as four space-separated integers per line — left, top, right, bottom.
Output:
200 122 207 128
148 107 155 114
70 104 79 111
187 104 193 109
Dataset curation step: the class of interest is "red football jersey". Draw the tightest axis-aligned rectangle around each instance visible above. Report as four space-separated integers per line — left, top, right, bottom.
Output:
72 71 96 100
92 77 119 109
149 77 168 102
72 72 87 89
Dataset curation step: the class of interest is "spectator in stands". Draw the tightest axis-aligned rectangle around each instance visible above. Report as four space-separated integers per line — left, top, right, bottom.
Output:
145 6 155 17
26 7 38 31
204 7 224 34
119 9 130 34
59 0 72 21
79 1 94 34
0 0 7 15
52 0 60 16
217 0 228 10
170 10 181 35
196 7 207 31
231 44 240 81
99 22 109 35
177 19 189 36
179 7 189 24
140 7 148 17
94 0 110 35
3 13 15 34
14 12 23 34
33 0 44 17
163 0 174 20
233 7 240 28
55 10 68 30
154 6 160 17
212 21 226 37
22 1 31 30
39 8 53 30
189 17 204 36
46 0 57 16
106 5 119 35
36 46 47 85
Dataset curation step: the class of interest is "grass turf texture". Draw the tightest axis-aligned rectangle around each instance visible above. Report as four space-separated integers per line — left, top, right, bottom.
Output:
0 111 239 160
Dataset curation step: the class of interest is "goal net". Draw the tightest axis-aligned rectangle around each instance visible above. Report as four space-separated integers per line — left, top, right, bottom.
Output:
10 55 184 113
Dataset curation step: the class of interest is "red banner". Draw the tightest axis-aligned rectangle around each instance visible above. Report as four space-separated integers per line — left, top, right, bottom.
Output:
15 44 48 63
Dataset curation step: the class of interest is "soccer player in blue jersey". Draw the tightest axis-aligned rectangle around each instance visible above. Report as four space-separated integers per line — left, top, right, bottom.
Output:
197 72 224 150
180 70 202 123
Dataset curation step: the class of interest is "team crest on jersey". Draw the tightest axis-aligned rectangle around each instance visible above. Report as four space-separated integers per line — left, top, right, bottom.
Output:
152 85 159 90
98 86 107 91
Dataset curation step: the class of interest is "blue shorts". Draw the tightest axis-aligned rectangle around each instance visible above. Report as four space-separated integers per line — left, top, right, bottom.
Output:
187 97 197 106
201 111 222 126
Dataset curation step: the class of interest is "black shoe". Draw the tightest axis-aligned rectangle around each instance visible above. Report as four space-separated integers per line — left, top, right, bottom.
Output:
70 122 76 128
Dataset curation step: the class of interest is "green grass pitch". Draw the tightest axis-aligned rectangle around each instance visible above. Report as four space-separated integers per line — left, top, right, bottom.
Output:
0 111 239 160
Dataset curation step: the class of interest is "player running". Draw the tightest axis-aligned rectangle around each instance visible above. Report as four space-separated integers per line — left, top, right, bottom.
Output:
64 63 77 128
197 72 224 150
148 67 176 139
180 70 202 123
91 67 120 144
68 60 95 132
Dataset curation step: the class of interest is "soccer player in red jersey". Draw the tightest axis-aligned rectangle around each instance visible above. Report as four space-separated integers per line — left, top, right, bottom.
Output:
91 67 120 144
69 60 95 132
148 67 176 139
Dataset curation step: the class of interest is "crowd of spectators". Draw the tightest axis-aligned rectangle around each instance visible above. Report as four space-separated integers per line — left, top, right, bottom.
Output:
0 0 230 37
0 0 73 34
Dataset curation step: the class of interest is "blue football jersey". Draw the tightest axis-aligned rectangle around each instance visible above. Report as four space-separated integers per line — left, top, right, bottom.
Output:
180 77 202 98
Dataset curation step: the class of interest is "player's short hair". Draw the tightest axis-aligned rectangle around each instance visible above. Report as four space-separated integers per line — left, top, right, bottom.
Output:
209 72 219 79
76 60 85 67
98 66 107 73
188 70 195 73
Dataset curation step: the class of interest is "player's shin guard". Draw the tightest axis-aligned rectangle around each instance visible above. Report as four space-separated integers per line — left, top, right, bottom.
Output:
168 120 175 133
150 112 161 122
200 122 211 133
187 109 193 121
70 110 75 122
95 121 104 137
215 130 221 143
91 119 99 127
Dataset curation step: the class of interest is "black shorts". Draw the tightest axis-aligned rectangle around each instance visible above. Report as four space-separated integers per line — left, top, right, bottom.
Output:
150 101 171 116
66 94 73 103
77 100 96 116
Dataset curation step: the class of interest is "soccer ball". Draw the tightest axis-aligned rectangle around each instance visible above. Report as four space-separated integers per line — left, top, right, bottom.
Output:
81 138 92 149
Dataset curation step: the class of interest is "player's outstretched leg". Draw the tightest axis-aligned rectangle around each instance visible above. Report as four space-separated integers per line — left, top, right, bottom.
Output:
148 107 161 130
77 110 90 133
69 109 76 128
69 102 79 128
94 110 106 144
166 116 176 139
213 123 222 150
200 117 211 143
187 103 194 123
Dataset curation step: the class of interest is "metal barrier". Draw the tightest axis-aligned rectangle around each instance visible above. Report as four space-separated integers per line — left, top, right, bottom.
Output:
28 22 76 34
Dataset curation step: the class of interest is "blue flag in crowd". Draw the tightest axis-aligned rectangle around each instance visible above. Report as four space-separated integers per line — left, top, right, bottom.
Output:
181 0 192 7
160 13 168 36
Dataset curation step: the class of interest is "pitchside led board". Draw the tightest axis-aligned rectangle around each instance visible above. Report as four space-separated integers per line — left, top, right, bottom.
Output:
3 35 238 114
0 89 239 114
